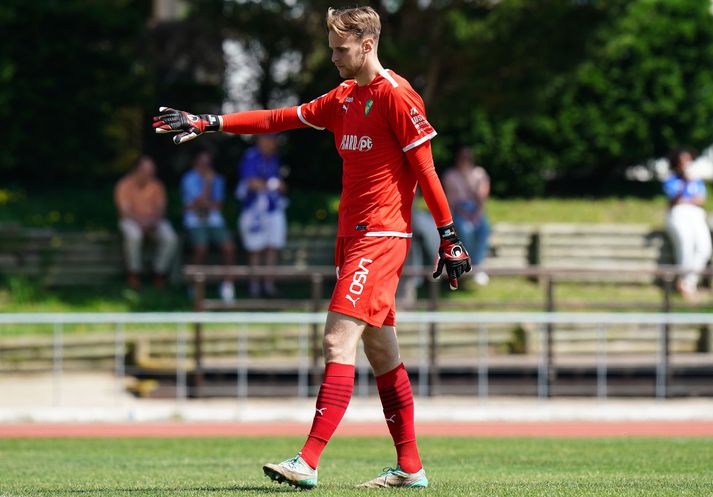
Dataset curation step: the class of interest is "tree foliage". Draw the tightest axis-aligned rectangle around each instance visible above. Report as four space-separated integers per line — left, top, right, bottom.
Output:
0 0 151 182
3 0 713 196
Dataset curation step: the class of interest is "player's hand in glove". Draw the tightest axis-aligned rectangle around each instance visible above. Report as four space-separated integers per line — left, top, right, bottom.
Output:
433 223 472 290
152 107 222 144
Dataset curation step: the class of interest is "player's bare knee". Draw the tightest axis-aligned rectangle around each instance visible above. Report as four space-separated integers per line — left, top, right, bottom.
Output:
362 337 385 359
362 328 400 375
322 329 353 364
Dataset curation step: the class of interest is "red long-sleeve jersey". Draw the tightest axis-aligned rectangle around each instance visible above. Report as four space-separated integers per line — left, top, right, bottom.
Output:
221 69 452 237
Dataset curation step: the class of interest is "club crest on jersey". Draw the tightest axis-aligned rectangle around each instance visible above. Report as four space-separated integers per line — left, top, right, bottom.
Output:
365 98 374 116
340 135 373 152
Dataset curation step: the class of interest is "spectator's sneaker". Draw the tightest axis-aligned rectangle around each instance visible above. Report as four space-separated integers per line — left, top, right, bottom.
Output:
357 466 428 488
263 454 318 490
220 280 235 302
474 271 490 286
153 274 167 289
126 273 141 289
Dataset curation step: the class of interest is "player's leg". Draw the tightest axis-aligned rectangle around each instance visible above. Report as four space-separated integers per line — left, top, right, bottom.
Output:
667 207 695 296
152 220 178 286
119 218 143 288
239 210 266 297
471 215 490 266
471 215 491 286
264 210 286 296
189 227 208 265
689 211 712 292
358 322 428 488
263 247 279 296
263 311 365 489
212 227 235 301
247 250 262 297
300 312 364 463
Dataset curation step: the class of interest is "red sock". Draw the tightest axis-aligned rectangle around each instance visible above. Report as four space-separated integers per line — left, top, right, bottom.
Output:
376 363 422 473
300 362 355 469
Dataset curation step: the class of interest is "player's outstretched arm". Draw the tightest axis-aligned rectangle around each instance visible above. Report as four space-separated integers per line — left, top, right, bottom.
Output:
153 106 308 145
406 141 472 290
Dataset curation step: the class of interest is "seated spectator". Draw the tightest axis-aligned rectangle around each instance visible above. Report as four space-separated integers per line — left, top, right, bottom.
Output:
114 155 178 289
663 149 712 301
443 146 491 286
236 135 288 297
181 149 236 301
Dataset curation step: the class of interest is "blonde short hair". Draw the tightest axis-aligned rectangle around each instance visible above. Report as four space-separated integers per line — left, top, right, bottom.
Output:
326 6 381 42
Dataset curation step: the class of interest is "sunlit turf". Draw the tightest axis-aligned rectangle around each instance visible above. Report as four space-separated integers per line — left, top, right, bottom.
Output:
2 274 711 332
0 436 711 496
5 186 708 230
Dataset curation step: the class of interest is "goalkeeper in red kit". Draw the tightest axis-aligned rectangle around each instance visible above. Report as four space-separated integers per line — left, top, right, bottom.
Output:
154 6 470 490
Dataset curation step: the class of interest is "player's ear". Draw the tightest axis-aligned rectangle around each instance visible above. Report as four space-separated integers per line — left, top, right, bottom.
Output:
362 37 374 54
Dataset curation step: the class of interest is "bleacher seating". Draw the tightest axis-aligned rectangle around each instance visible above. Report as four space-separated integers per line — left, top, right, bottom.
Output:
0 222 691 287
538 223 675 282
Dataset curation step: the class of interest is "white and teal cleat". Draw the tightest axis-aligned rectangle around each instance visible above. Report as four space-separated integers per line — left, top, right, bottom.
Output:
357 466 429 488
263 454 318 490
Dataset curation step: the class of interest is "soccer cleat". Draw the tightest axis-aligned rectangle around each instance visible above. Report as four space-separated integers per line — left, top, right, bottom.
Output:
263 454 318 490
357 466 428 488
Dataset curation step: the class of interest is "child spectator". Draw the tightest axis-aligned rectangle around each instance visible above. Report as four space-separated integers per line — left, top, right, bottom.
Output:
236 134 288 297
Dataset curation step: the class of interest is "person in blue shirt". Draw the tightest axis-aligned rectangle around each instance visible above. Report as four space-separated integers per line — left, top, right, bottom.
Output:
663 149 712 300
236 134 288 297
181 149 236 301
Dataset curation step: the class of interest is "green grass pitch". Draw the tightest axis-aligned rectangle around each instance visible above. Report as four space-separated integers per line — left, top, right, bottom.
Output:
0 436 711 496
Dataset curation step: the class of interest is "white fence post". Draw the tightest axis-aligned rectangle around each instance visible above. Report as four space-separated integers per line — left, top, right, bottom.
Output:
176 322 187 403
596 322 607 399
418 322 429 397
298 324 309 398
478 323 489 399
237 324 248 399
52 322 63 407
537 324 549 399
114 322 125 405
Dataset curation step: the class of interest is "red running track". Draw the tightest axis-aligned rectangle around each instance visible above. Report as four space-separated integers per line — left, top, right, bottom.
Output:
1 421 713 438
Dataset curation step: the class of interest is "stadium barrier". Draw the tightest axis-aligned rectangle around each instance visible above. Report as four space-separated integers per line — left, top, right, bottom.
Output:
185 265 713 392
1 311 712 406
185 264 713 312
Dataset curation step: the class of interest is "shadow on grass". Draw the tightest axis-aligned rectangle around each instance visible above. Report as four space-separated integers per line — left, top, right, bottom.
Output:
46 485 294 494
0 276 193 313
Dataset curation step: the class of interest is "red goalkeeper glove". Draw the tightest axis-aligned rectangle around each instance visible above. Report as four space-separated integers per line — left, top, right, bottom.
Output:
152 107 222 144
433 223 472 290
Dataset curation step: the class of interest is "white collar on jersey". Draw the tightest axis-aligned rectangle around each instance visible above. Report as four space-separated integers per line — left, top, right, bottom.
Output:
378 69 399 88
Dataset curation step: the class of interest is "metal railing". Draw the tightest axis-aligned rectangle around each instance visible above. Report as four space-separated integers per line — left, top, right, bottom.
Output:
184 265 713 312
1 311 712 406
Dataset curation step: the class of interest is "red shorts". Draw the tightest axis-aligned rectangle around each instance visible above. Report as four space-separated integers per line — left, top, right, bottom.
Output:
329 236 410 328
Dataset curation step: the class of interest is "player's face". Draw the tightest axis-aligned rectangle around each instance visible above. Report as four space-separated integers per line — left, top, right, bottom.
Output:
329 31 366 79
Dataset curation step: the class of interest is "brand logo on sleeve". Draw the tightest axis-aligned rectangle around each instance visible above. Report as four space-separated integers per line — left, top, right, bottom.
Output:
410 107 430 133
345 257 373 307
340 135 373 152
